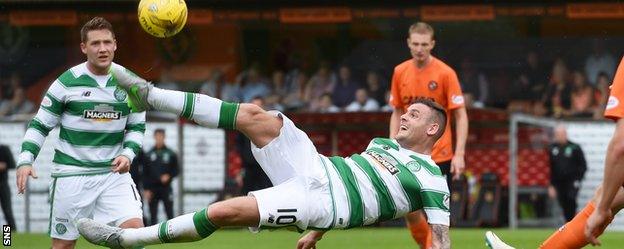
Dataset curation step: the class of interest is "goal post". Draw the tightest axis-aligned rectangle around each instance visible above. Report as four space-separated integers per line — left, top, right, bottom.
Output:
509 113 557 229
508 113 622 230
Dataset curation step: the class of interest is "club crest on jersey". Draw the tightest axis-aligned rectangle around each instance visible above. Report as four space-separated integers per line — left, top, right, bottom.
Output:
428 81 438 90
365 150 400 175
83 104 121 121
405 161 421 172
114 87 127 101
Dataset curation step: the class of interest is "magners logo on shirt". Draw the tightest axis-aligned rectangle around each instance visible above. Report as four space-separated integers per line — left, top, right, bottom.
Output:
365 150 400 175
83 104 121 121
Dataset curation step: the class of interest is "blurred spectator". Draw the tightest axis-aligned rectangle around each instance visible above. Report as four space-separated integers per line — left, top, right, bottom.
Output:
331 65 360 108
306 61 336 111
199 68 226 98
238 65 271 103
380 90 393 112
283 72 308 111
567 71 595 118
585 39 615 85
317 93 340 113
459 58 489 108
237 97 272 194
345 88 379 112
0 144 16 230
270 70 288 97
143 129 179 225
548 125 586 222
157 69 180 90
593 71 611 119
366 70 386 106
512 51 549 101
0 86 34 119
542 58 572 118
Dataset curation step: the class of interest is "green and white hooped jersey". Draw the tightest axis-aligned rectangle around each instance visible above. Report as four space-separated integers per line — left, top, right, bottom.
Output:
17 62 146 177
322 138 450 229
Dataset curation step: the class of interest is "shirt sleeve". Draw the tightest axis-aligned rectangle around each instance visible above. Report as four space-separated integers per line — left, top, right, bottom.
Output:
605 57 624 121
421 190 450 226
121 111 146 162
445 69 465 110
18 80 65 167
389 66 404 110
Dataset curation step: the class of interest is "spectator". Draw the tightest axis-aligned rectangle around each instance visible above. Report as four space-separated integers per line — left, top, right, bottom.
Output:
380 90 393 112
513 51 549 101
270 70 288 98
0 86 34 119
345 88 379 112
331 65 359 108
305 61 336 111
542 58 572 118
237 97 272 195
548 125 587 222
366 70 386 106
143 129 179 225
459 58 489 108
238 65 271 103
593 71 611 119
282 72 308 111
157 69 180 90
0 144 16 230
568 71 595 118
199 68 226 98
317 93 340 113
585 39 615 85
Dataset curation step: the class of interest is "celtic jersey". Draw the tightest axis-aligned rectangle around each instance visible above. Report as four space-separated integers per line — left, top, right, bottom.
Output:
321 138 450 229
17 62 146 177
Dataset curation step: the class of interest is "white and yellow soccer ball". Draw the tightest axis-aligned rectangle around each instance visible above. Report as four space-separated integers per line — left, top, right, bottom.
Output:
138 0 188 38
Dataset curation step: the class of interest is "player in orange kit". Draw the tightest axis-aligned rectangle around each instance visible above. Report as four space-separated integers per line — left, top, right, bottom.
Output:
486 57 624 249
388 22 468 249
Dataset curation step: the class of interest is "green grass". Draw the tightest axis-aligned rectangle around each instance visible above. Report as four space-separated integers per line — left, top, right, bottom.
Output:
9 228 624 248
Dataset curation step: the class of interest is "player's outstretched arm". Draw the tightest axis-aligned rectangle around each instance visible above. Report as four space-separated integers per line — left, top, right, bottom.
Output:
297 230 326 249
586 118 624 245
430 224 450 249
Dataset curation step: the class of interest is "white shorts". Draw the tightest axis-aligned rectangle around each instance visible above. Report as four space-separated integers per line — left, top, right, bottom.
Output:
48 172 143 240
249 112 333 232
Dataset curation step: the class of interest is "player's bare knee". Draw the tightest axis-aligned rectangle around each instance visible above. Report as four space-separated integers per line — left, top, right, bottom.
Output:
207 202 238 224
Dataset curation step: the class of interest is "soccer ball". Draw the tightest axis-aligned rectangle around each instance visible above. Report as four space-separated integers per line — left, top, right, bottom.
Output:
138 0 188 38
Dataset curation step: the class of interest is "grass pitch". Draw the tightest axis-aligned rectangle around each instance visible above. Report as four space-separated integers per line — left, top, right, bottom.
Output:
9 228 624 248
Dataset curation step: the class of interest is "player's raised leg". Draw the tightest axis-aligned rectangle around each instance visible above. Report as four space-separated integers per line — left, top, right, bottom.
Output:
538 186 624 249
78 196 259 248
111 67 281 148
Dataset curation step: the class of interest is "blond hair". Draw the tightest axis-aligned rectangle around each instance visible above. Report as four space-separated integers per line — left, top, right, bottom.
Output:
408 22 434 39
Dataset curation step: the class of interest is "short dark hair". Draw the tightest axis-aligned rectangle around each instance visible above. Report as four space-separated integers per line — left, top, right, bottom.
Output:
413 98 447 141
154 128 165 135
81 17 115 42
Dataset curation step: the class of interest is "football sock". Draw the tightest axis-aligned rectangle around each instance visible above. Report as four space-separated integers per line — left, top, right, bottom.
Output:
406 212 432 249
148 87 239 129
121 208 219 247
539 202 612 249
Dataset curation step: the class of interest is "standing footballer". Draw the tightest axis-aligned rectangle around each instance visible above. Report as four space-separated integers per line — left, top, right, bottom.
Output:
389 22 468 248
15 17 146 249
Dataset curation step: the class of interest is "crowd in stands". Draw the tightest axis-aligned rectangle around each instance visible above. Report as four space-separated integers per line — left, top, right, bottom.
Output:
0 39 619 121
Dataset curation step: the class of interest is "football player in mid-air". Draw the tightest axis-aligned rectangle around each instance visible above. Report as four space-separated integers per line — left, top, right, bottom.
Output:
77 67 452 249
486 57 624 249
